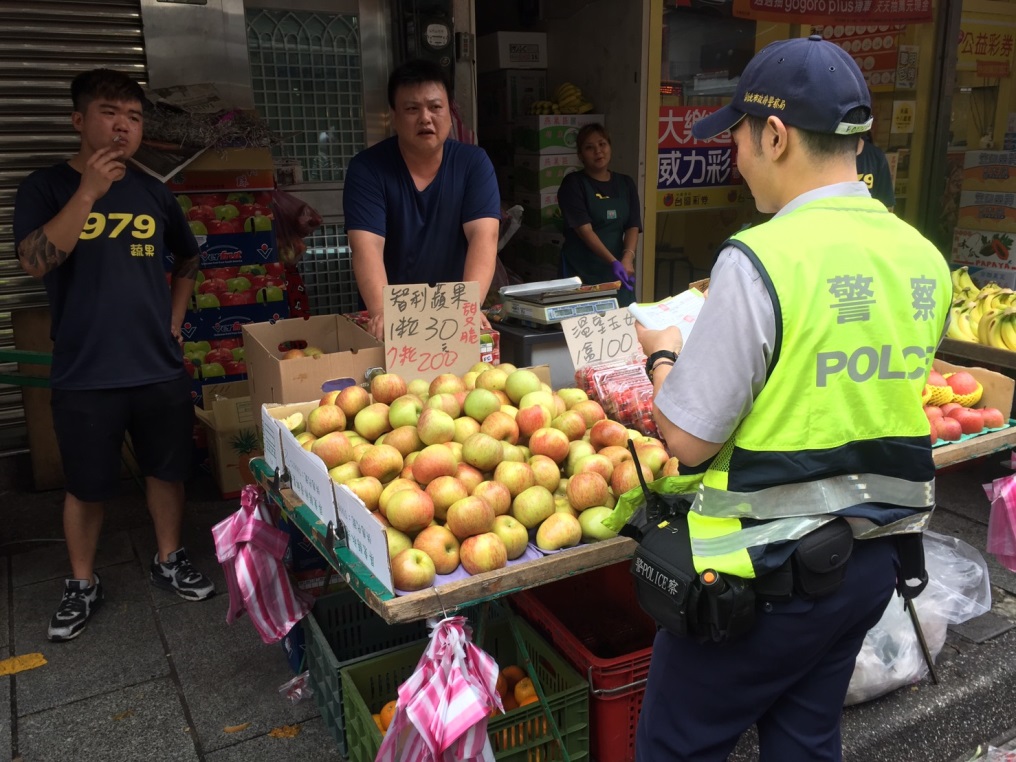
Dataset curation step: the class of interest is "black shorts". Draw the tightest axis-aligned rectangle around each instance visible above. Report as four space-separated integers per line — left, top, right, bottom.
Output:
51 375 194 501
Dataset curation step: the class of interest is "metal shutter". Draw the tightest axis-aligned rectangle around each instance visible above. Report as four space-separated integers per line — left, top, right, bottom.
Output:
0 0 147 453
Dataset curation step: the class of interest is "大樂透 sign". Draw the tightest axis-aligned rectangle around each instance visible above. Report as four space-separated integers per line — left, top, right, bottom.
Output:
657 106 746 211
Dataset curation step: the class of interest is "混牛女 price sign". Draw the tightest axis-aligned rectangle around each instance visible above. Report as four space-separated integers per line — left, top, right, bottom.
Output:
561 307 640 370
382 282 481 382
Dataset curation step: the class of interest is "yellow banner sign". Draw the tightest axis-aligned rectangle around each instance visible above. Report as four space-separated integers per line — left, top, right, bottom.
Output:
957 21 1016 72
657 186 749 211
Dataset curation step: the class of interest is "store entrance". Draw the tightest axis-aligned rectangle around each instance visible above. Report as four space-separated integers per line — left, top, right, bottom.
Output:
647 3 954 299
653 4 760 298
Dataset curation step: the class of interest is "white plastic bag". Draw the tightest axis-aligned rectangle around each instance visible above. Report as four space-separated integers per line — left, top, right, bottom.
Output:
844 531 991 705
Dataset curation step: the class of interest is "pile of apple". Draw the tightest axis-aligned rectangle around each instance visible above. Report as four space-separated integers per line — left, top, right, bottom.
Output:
281 365 677 592
280 344 324 360
183 338 246 379
192 261 287 309
177 190 274 237
923 369 1006 443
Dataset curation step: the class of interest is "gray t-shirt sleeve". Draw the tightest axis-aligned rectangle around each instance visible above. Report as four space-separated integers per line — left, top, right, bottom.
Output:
653 245 777 443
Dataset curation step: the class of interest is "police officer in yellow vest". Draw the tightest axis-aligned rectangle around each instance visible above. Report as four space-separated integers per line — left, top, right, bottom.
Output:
633 36 951 760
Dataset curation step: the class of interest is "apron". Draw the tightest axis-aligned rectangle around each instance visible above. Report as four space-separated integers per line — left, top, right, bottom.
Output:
560 173 634 306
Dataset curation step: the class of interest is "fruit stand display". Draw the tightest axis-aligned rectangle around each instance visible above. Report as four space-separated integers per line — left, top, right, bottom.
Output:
253 362 657 759
253 353 1016 760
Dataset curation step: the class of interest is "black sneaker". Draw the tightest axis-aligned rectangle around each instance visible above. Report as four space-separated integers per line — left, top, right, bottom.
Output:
48 575 103 642
150 548 215 601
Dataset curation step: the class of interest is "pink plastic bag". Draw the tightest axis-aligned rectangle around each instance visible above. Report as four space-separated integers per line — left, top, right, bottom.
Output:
211 485 313 643
376 616 501 762
984 473 1016 571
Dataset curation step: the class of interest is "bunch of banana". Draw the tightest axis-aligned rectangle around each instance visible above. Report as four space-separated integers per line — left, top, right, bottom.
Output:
985 308 1016 352
948 274 1016 349
553 82 595 115
951 265 979 303
529 100 560 115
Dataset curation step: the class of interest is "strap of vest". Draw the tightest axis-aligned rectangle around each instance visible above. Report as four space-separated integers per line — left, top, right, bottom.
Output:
690 473 935 520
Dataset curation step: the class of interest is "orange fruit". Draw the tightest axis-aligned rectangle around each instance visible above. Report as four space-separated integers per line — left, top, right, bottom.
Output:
514 677 536 705
519 694 539 707
503 694 519 712
372 713 385 734
496 672 509 698
501 665 526 689
380 699 397 731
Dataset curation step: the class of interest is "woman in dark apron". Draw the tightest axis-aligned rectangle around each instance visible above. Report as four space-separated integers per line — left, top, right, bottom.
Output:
557 123 642 306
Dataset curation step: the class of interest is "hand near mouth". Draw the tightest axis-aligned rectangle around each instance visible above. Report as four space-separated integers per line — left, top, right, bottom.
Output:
78 145 128 202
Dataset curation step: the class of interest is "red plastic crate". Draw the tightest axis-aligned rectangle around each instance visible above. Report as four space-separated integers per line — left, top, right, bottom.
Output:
511 562 657 762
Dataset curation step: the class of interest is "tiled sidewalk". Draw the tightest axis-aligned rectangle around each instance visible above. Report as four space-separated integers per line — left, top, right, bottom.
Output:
1 470 342 762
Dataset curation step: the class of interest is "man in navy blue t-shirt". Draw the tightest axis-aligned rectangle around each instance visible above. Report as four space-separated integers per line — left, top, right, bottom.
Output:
344 59 501 340
856 133 895 211
13 69 215 642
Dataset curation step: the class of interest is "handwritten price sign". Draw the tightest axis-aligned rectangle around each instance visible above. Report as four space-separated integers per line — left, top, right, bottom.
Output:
382 282 481 382
561 307 640 370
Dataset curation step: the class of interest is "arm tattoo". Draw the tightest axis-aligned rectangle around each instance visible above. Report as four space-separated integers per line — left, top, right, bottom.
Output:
16 229 69 277
172 255 200 280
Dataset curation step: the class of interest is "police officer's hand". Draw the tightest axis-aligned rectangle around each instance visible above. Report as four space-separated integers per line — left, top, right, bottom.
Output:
79 146 126 203
635 323 683 358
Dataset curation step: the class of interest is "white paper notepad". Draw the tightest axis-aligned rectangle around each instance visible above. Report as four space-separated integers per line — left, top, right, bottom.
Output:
627 287 706 343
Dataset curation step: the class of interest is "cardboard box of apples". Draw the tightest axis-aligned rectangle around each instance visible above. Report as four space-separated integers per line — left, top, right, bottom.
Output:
923 358 1014 444
263 363 678 596
164 190 291 398
170 190 289 313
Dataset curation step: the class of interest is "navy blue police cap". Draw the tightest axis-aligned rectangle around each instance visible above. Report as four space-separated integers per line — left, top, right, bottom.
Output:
692 34 872 140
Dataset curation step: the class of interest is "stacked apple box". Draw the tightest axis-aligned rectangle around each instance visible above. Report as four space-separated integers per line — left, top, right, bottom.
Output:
166 179 289 408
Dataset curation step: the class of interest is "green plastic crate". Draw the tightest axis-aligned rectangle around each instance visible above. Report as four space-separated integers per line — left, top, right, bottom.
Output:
341 615 590 762
303 588 429 756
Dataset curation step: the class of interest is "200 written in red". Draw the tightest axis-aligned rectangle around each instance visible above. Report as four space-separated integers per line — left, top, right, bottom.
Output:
386 345 460 373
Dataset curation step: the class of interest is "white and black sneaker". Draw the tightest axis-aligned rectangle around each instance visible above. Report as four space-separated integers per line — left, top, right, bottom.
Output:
48 575 103 642
150 548 215 601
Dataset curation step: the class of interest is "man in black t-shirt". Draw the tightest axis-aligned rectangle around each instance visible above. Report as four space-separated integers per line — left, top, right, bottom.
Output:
13 69 215 642
856 133 895 210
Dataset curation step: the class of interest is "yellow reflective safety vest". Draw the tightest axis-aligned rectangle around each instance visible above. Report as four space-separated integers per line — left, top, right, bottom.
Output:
688 195 952 578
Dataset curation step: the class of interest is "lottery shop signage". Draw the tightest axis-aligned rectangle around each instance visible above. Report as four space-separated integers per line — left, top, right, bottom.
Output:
732 0 931 25
657 106 744 211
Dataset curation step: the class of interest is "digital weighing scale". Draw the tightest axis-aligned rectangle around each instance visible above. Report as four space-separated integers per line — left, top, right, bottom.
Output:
499 277 620 325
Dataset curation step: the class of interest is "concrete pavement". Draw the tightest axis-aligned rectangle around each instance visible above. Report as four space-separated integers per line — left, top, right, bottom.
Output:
0 458 340 762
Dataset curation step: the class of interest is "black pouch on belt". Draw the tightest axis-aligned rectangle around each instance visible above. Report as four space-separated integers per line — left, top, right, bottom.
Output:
629 513 702 638
791 517 854 599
